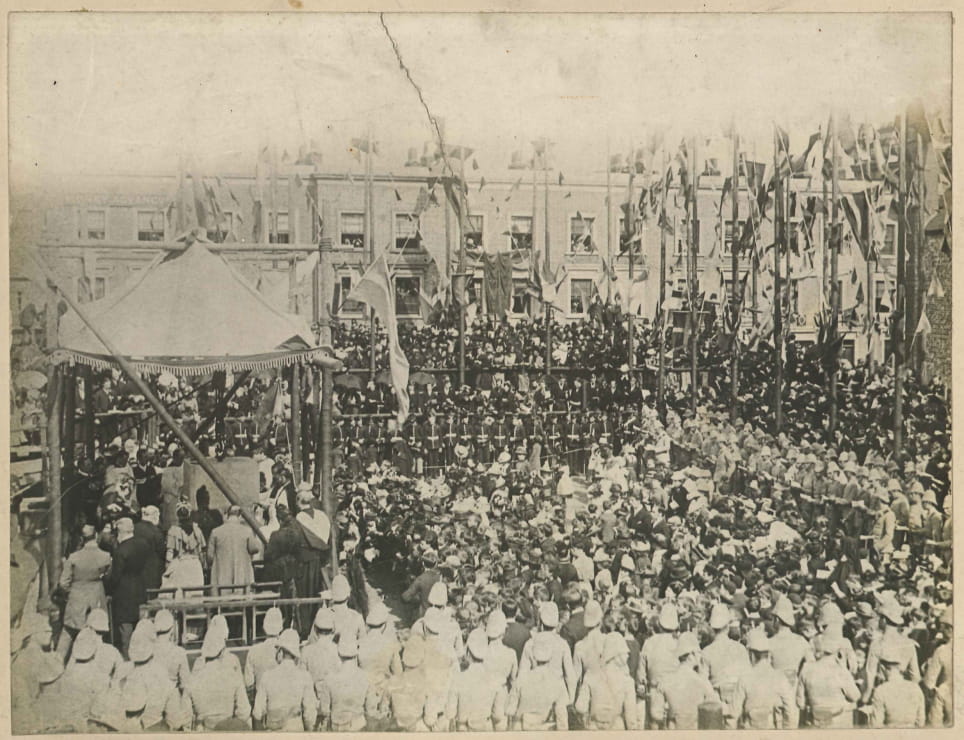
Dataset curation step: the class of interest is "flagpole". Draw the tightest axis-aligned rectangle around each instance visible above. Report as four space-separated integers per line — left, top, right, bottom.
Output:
773 126 784 434
689 136 699 417
863 177 875 369
458 151 467 387
628 146 636 370
830 112 840 439
914 130 927 380
543 137 552 377
730 129 740 423
531 147 539 311
606 138 613 304
367 127 377 381
657 150 668 421
894 112 907 464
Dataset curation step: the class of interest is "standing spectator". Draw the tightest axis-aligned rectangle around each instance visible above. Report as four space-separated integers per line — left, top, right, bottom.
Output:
58 524 111 645
106 517 151 657
162 504 206 594
191 486 224 543
134 505 165 592
207 505 262 588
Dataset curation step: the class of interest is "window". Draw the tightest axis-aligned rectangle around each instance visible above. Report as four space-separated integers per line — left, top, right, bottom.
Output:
86 210 106 240
875 279 887 312
842 338 856 365
511 279 529 315
509 216 533 251
570 215 595 253
881 223 896 256
466 277 483 306
569 278 594 315
137 210 165 242
340 212 365 249
394 276 421 316
395 214 421 251
336 275 363 315
465 215 484 250
77 277 106 303
724 219 746 256
269 211 290 244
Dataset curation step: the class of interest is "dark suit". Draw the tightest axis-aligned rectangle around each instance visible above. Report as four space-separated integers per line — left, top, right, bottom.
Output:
560 608 589 651
503 620 532 663
400 567 441 622
133 520 165 592
107 535 151 656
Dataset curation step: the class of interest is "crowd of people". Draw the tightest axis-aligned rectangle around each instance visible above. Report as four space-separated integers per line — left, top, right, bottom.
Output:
13 366 953 730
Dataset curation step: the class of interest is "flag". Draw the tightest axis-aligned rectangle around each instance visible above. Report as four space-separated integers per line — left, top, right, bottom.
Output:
915 309 932 337
718 176 732 216
791 131 822 174
928 275 945 298
504 178 522 202
350 138 380 155
483 252 514 318
394 189 402 201
472 159 479 170
840 194 874 261
558 172 564 186
442 177 464 222
346 254 410 424
414 187 431 216
479 176 486 192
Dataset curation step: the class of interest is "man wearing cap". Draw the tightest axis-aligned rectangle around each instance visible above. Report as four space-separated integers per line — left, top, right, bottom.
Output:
732 628 797 729
127 627 175 729
106 516 151 657
330 574 365 645
637 603 682 728
58 523 111 650
317 638 378 731
358 603 402 729
302 608 341 697
508 632 570 730
572 599 606 690
385 639 433 731
186 629 251 730
412 582 463 661
574 632 639 730
870 643 926 728
796 634 860 728
650 631 717 730
519 601 577 704
60 627 104 716
922 607 952 727
448 630 509 731
71 608 122 679
244 606 284 700
767 595 810 699
401 552 441 620
134 505 166 592
861 600 920 704
483 609 519 690
152 608 189 686
701 602 750 727
252 628 318 731
869 486 896 565
208 504 262 588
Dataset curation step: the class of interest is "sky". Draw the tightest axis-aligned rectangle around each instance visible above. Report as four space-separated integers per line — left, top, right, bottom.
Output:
8 12 952 186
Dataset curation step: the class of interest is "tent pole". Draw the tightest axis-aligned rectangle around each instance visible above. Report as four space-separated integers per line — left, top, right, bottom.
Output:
31 252 268 545
83 365 96 461
44 365 64 589
319 365 338 575
291 363 303 485
62 365 76 478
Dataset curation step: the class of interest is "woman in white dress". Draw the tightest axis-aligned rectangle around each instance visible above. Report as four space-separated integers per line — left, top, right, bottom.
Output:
161 504 206 596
